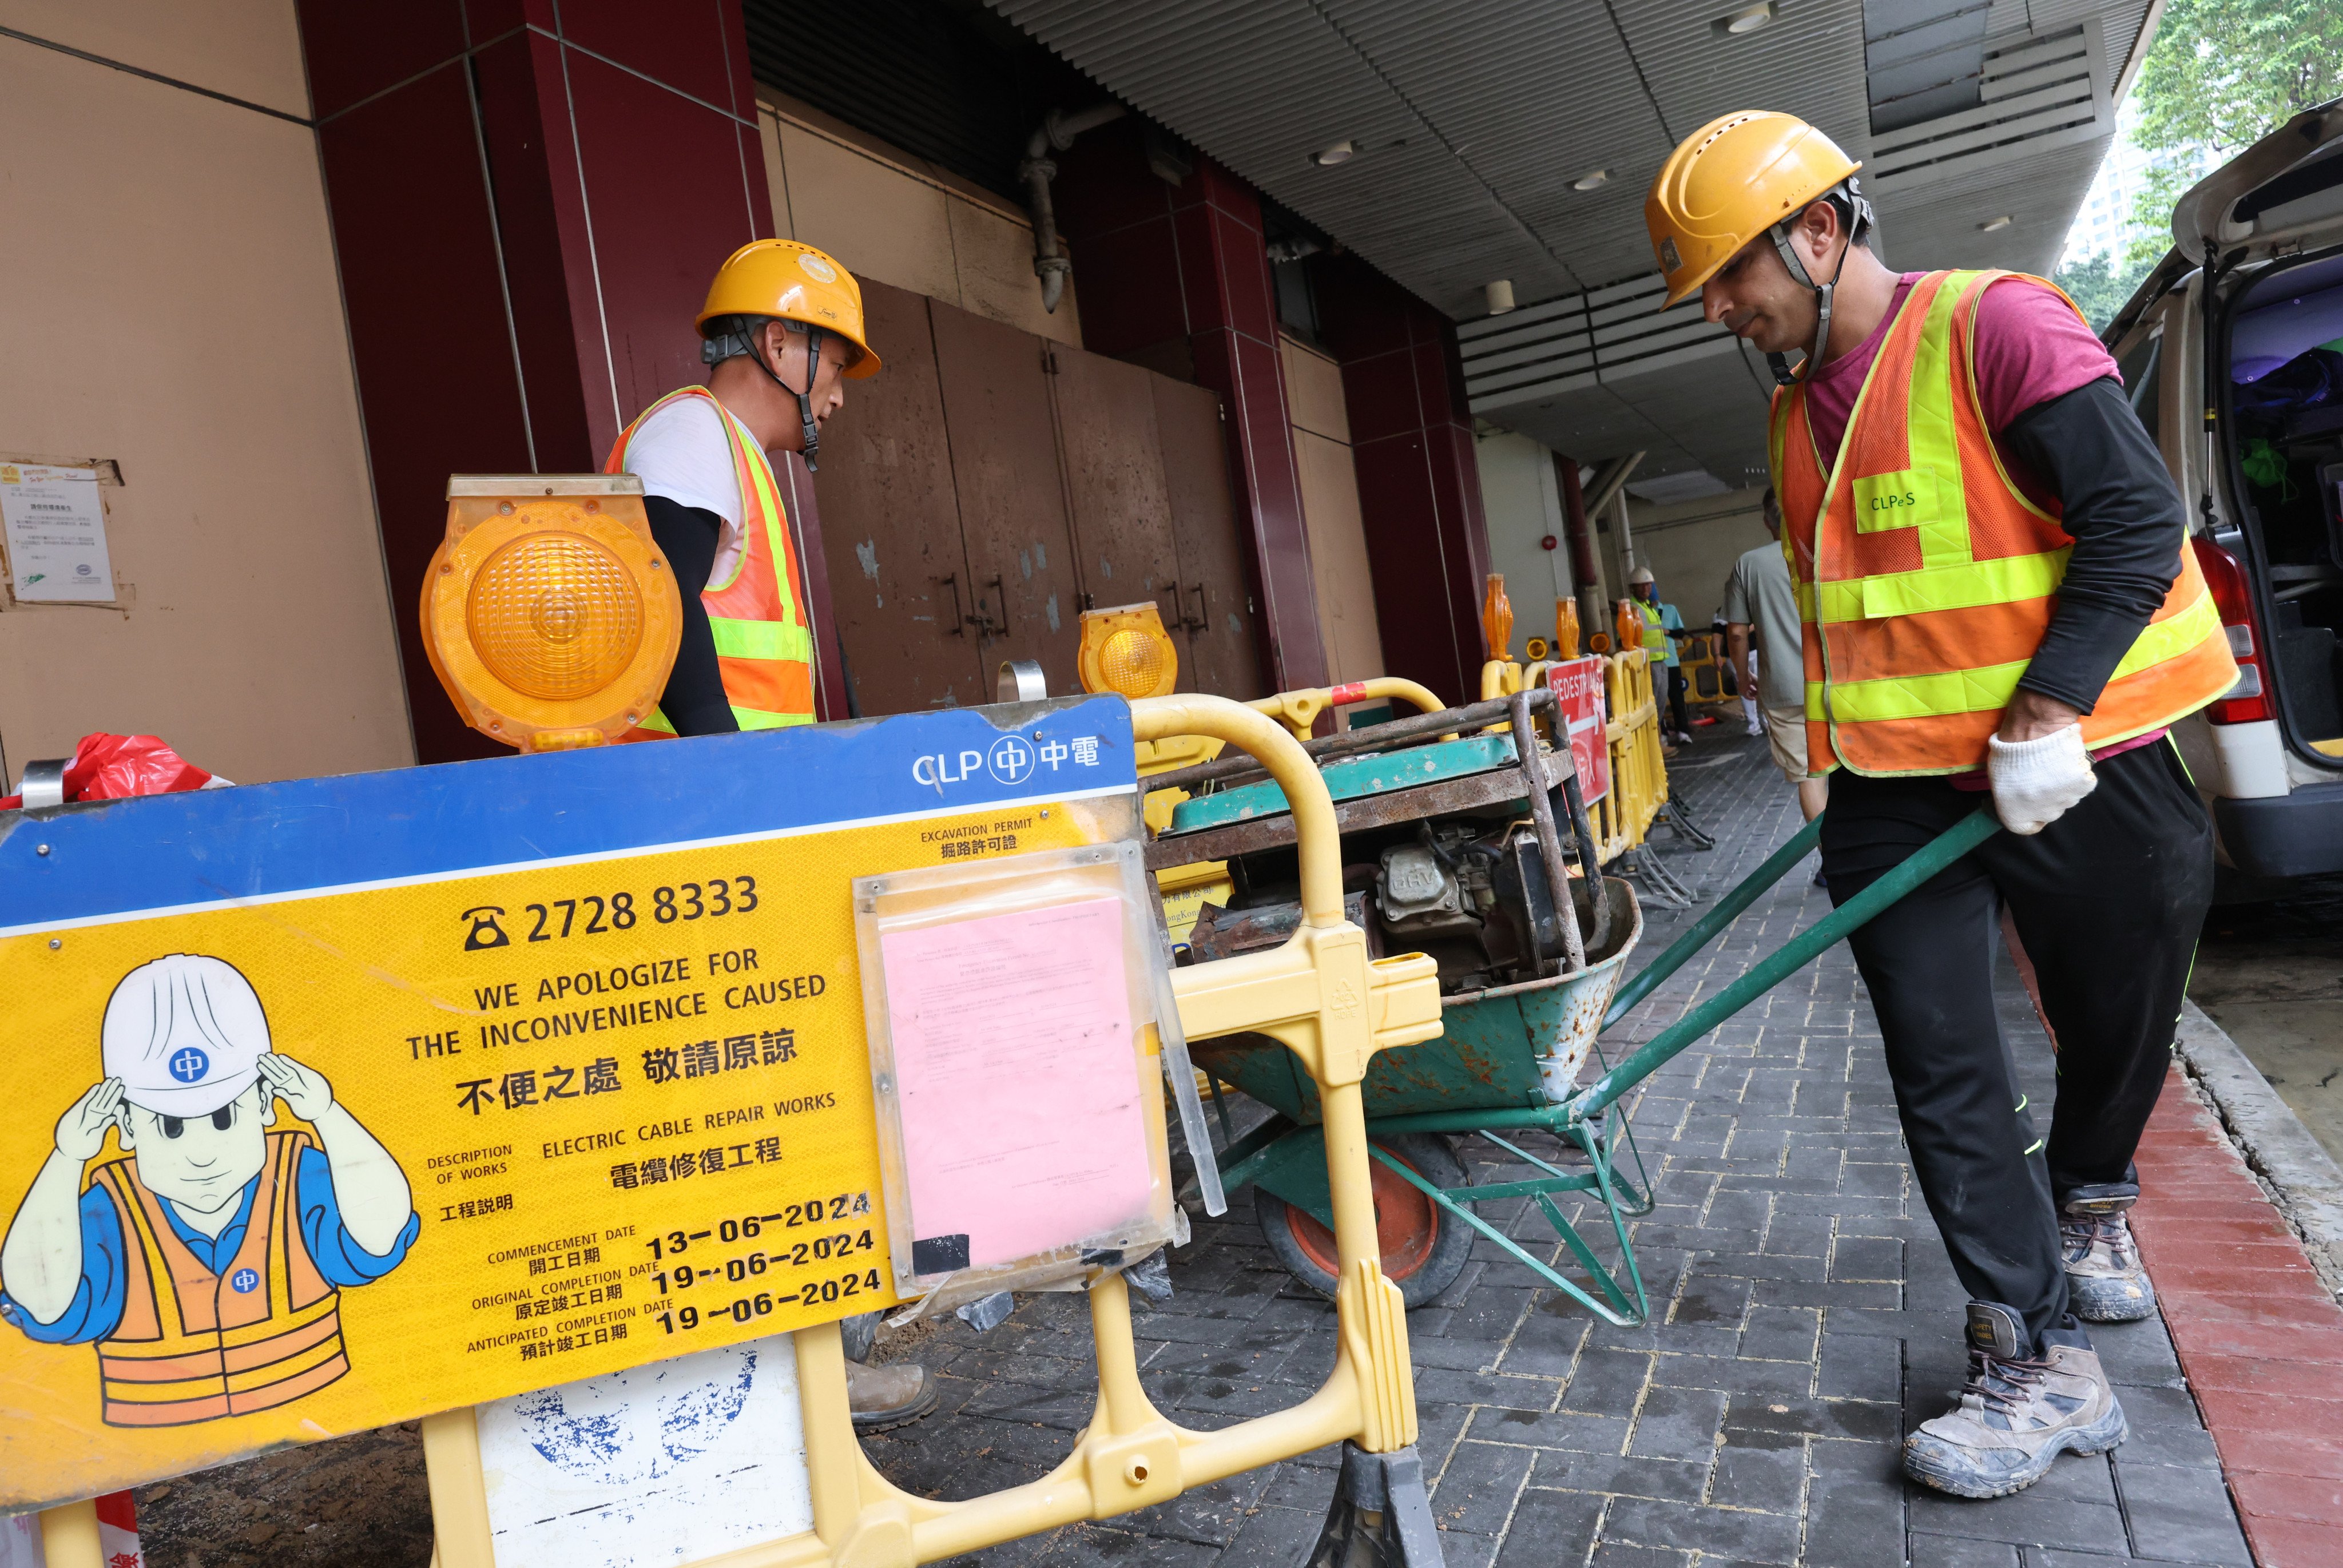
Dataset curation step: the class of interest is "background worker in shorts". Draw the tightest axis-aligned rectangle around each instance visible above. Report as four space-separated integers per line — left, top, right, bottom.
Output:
1724 488 1828 828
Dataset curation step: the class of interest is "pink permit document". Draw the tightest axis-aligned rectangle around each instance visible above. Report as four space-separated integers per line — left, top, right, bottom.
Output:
879 895 1154 1271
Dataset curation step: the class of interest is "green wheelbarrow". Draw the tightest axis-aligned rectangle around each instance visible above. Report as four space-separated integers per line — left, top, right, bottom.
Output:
1193 874 1650 1319
1155 685 2004 1324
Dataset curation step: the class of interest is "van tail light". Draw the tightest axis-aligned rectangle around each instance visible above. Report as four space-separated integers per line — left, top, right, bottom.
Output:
2191 534 2272 724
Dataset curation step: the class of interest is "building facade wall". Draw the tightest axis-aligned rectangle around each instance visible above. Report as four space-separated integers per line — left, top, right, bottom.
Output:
1055 120 1327 695
0 5 410 787
300 1 863 763
757 91 1082 349
1311 253 1493 708
1282 336 1385 687
1621 486 1774 628
1474 429 1578 658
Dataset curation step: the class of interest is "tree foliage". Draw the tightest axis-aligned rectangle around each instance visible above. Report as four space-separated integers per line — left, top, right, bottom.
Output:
2053 251 2159 333
2123 0 2343 265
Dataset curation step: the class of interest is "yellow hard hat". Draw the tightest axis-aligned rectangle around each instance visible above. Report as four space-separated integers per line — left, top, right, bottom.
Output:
699 239 881 379
1645 112 1862 308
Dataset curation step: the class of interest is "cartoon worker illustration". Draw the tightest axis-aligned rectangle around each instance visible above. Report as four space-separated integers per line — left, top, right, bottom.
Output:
0 954 418 1426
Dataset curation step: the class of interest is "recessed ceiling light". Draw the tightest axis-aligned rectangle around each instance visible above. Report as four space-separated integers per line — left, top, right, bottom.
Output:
1715 2 1774 35
1572 169 1610 192
1312 140 1357 166
1978 215 2014 232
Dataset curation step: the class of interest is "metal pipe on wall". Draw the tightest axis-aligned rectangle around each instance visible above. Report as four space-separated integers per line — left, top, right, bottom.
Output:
1020 104 1129 313
1553 452 1608 656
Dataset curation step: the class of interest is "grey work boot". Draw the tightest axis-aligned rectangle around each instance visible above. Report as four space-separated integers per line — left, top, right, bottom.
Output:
1903 1303 2127 1499
2061 1189 2157 1323
848 1360 939 1432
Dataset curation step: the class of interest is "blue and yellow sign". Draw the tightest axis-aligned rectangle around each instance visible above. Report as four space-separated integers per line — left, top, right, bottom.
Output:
0 698 1137 1509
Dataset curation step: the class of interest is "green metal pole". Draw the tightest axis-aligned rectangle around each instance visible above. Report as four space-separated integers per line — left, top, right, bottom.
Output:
1602 812 1825 1030
1567 807 2002 1122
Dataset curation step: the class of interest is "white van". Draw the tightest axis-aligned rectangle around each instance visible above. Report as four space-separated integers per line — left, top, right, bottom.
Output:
2108 97 2343 882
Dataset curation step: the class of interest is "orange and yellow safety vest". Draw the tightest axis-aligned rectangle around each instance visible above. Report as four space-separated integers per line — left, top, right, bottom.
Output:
605 387 817 736
90 1130 348 1427
1769 269 2237 777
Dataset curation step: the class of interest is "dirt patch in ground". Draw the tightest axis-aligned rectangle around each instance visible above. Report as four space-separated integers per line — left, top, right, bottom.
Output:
133 1423 432 1568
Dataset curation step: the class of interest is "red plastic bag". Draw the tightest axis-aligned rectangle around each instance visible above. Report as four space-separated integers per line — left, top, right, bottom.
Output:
1 732 214 809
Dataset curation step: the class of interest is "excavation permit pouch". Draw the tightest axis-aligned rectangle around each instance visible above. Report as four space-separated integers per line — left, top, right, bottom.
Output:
854 841 1185 1315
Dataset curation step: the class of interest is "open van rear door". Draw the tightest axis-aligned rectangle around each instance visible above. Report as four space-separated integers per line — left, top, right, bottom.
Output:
2172 99 2343 265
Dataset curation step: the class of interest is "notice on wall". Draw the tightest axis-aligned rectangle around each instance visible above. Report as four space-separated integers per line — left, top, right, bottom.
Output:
0 697 1137 1511
0 463 114 602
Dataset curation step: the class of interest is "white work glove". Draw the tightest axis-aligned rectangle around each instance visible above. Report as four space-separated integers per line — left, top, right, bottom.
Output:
1987 725 2097 835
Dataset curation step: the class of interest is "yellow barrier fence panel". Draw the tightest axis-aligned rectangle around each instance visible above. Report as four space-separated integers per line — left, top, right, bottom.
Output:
3 693 1445 1568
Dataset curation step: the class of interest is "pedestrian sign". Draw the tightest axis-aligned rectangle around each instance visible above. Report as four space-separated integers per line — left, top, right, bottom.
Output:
0 697 1137 1511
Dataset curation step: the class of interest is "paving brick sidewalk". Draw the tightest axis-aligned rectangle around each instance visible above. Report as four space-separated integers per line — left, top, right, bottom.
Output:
868 731 2259 1568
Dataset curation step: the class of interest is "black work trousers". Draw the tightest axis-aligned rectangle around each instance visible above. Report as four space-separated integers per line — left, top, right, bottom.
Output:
1820 739 2211 1344
1666 668 1690 736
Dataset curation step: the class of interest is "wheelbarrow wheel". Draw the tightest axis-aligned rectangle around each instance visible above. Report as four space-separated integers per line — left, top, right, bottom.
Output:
1256 1133 1472 1309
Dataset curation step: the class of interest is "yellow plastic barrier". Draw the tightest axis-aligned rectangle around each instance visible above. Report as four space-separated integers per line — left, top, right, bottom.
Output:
350 694 1444 1568
1678 631 1736 706
1476 651 1670 870
1246 677 1445 741
1593 649 1669 862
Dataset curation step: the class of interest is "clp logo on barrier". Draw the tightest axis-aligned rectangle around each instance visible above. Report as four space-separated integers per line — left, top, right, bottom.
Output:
912 735 1037 794
168 1047 211 1084
987 735 1035 784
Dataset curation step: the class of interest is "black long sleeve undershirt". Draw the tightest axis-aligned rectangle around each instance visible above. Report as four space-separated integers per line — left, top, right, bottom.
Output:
643 495 737 736
2001 375 2189 714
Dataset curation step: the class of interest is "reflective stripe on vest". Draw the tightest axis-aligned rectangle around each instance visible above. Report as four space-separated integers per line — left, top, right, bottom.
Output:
1632 600 1669 658
1770 269 2238 777
606 388 817 736
93 1131 349 1427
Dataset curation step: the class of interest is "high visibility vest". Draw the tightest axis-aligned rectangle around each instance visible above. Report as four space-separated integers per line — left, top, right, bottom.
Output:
1631 599 1670 662
1769 269 2237 777
90 1131 349 1427
605 387 817 736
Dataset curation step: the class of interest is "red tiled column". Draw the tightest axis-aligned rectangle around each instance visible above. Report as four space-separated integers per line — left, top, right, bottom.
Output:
1308 253 1493 708
2132 1065 2343 1566
301 0 849 761
1056 125 1327 694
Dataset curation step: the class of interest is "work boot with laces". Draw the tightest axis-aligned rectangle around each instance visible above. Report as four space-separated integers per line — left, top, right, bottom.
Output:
848 1360 939 1432
2061 1188 2156 1323
1903 1302 2127 1498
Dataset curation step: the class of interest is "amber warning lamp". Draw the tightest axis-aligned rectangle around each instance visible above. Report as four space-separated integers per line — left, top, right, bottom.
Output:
1077 601 1180 701
1481 573 1514 661
421 475 682 751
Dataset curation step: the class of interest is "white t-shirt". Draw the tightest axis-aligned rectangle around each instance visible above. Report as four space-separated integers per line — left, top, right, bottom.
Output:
619 395 756 589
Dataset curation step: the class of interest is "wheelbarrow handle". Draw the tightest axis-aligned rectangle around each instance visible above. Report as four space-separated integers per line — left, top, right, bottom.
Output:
1602 811 1825 1030
1567 807 2003 1124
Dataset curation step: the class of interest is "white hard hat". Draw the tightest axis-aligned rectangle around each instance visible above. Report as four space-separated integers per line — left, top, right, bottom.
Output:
102 955 271 1116
1628 566 1656 586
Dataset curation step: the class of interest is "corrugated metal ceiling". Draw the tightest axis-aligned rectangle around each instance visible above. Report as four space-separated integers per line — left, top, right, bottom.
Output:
988 0 2154 480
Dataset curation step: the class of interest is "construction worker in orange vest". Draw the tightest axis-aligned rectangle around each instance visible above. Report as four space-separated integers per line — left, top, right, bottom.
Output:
0 955 417 1427
605 240 935 1430
1647 113 2237 1500
607 239 880 740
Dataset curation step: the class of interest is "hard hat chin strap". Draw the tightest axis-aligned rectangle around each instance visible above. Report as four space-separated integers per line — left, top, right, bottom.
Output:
1763 185 1873 390
705 317 828 471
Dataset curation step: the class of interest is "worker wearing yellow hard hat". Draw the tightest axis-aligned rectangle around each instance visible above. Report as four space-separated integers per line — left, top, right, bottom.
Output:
604 239 881 740
602 244 931 1429
1647 112 2237 1500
